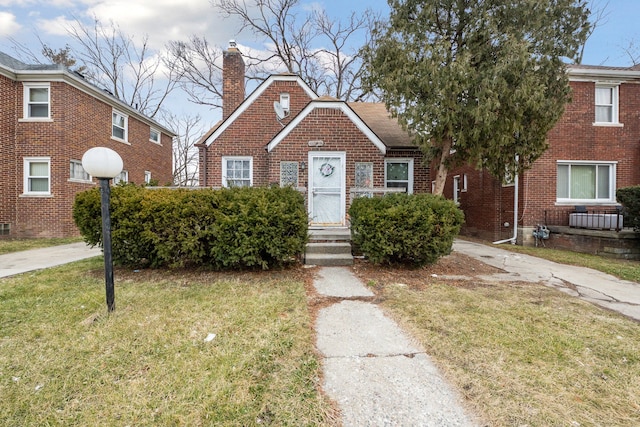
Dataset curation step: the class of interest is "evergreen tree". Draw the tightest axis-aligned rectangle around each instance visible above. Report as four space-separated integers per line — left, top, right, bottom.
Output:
364 0 591 195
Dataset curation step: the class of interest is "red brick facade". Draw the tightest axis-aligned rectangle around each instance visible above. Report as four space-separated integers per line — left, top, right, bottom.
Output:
440 65 640 242
199 48 428 226
0 57 174 238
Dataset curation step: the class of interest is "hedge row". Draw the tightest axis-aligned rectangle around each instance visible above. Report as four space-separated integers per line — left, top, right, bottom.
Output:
617 186 640 232
73 185 308 269
349 193 464 266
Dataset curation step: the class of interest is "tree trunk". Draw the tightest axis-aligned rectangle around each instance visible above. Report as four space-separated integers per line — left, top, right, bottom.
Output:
432 137 452 196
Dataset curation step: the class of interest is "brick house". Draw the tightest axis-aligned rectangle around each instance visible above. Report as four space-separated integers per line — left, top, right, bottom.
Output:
197 43 428 227
0 51 175 238
439 64 640 253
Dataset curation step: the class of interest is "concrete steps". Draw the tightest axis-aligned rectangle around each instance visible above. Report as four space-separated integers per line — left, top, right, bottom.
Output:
305 228 353 266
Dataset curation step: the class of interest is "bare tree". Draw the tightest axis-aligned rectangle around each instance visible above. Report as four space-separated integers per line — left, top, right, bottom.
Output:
163 112 205 186
576 0 610 64
64 17 180 118
165 37 225 109
169 0 375 105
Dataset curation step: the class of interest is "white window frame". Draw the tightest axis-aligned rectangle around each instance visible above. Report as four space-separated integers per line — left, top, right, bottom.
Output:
23 157 51 196
69 159 91 182
384 158 414 194
556 160 616 204
112 110 128 142
149 127 161 144
144 171 152 184
114 170 128 185
222 156 253 187
280 93 290 115
594 84 620 126
22 83 51 120
453 174 467 203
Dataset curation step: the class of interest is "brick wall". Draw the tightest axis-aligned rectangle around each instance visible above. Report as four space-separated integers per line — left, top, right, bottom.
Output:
442 79 640 241
3 79 173 238
0 75 18 236
204 79 315 187
222 47 245 121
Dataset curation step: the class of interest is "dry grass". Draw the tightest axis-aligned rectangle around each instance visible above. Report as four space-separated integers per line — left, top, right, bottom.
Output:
490 242 640 283
0 259 337 426
354 254 640 426
0 237 82 255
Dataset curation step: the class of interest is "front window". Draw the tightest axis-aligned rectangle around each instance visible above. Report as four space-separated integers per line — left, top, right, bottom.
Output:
23 157 51 195
114 170 128 185
556 161 616 203
23 83 50 119
70 160 90 181
223 157 252 187
595 85 619 124
385 159 413 194
112 110 128 141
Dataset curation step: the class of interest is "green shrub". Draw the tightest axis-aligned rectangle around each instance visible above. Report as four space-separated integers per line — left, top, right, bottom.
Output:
73 185 308 270
349 193 464 266
617 186 640 232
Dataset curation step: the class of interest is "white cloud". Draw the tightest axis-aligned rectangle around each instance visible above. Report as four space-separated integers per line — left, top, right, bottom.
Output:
82 0 241 49
0 12 21 37
36 15 77 36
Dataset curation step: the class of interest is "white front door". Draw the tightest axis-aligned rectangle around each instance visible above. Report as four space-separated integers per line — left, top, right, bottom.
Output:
309 152 345 227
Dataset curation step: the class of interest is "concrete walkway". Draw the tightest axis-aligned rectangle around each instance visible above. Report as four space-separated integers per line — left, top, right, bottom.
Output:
313 267 479 426
453 239 640 321
0 242 100 278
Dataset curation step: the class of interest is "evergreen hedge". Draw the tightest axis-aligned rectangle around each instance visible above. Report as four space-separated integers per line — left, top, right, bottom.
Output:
73 184 308 269
349 193 464 266
617 186 640 232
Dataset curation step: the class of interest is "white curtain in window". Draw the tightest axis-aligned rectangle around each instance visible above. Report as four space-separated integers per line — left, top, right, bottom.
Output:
597 165 610 199
571 165 596 199
595 87 613 122
557 165 569 198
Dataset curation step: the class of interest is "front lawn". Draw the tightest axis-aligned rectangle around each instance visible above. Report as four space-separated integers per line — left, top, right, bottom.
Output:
0 259 336 426
355 254 640 426
0 237 83 255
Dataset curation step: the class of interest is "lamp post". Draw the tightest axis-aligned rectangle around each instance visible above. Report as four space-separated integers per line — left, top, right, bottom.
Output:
81 147 123 312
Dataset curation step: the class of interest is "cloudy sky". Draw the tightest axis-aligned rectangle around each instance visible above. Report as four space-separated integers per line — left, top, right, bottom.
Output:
1 0 638 121
1 0 638 64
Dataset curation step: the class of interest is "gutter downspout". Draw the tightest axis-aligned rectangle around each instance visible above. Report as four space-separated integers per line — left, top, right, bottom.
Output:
493 168 519 245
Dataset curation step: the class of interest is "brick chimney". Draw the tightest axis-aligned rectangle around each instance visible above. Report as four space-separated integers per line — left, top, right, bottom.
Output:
222 40 245 120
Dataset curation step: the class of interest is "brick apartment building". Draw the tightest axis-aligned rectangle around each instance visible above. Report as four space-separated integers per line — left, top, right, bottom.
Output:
440 64 640 250
0 51 175 238
197 42 427 227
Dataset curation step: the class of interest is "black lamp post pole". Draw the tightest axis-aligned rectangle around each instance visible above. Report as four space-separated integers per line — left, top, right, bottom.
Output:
99 177 115 312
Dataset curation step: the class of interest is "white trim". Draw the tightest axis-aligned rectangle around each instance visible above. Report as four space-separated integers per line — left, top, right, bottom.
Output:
203 75 318 147
594 84 620 125
22 82 50 120
568 66 640 81
384 158 413 194
556 160 617 204
268 101 387 154
222 156 253 187
308 151 346 227
149 127 161 144
23 157 51 195
0 63 175 137
112 109 128 142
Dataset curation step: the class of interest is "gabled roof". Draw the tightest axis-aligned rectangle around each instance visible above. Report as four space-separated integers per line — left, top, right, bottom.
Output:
348 102 414 148
266 100 387 154
201 74 318 147
0 51 176 137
